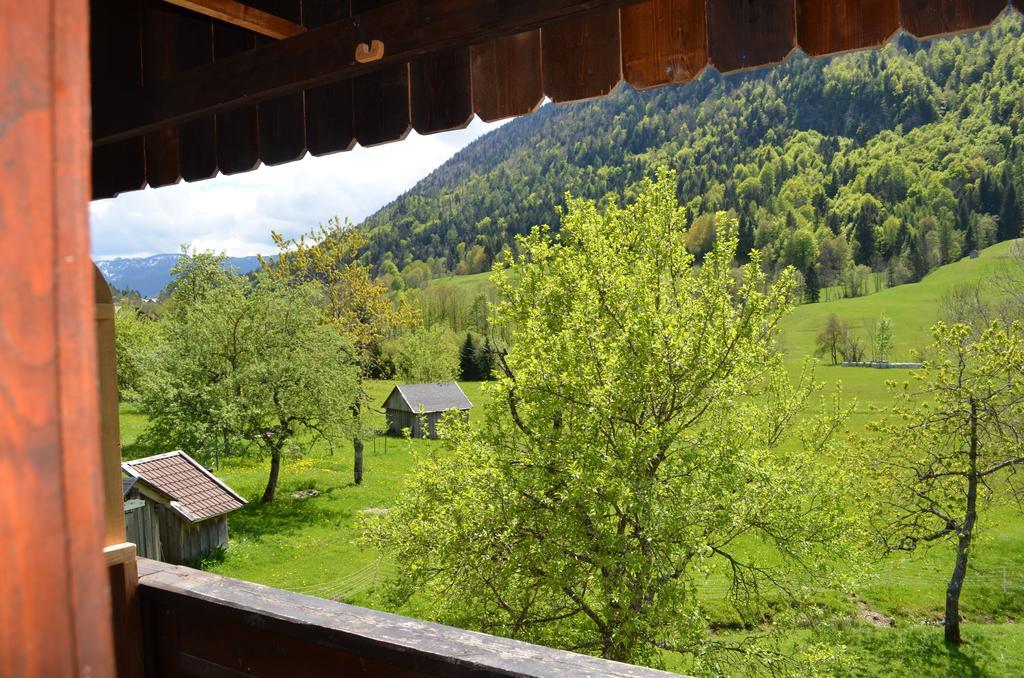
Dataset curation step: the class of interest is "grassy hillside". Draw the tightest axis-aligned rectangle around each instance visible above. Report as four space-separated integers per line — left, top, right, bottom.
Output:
120 244 1024 675
783 240 1020 361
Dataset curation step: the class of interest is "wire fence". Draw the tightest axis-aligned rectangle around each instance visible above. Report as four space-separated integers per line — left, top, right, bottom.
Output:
285 559 396 601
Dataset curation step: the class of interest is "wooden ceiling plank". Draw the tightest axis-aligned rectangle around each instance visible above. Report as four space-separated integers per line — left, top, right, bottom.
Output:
470 31 543 123
353 0 411 147
175 9 220 182
707 0 795 74
144 3 183 188
91 0 146 199
304 0 357 155
162 0 306 39
621 0 708 90
411 48 474 134
95 0 650 145
214 22 261 173
900 0 1007 39
796 0 900 57
542 8 623 103
251 0 307 165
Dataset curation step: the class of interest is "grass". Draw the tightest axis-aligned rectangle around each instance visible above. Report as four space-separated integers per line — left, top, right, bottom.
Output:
119 242 1024 675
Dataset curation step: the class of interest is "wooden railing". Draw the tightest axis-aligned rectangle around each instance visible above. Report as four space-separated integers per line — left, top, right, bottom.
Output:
137 559 673 677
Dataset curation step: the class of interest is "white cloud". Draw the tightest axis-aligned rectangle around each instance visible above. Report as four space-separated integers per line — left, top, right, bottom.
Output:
90 117 504 259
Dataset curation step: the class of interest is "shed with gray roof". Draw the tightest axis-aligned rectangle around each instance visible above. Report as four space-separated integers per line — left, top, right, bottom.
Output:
383 382 473 438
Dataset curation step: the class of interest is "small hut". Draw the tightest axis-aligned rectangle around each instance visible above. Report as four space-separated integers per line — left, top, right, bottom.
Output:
383 382 473 438
122 451 246 564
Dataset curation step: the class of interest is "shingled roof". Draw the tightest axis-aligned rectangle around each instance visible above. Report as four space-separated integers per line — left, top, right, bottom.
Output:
122 451 247 523
385 382 473 414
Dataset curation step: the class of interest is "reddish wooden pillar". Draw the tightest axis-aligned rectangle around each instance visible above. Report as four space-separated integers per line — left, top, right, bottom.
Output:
0 2 117 676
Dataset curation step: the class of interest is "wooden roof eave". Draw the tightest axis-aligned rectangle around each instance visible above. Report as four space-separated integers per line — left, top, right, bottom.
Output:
90 0 1020 200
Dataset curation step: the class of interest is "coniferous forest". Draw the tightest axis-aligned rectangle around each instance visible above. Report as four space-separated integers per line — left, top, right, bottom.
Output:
361 14 1024 299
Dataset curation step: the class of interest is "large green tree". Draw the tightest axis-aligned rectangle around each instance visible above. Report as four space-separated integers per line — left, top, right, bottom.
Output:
365 172 862 671
265 219 416 485
139 259 359 503
869 322 1024 645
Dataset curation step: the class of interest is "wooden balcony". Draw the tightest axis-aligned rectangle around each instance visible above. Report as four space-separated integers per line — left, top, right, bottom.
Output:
136 558 671 677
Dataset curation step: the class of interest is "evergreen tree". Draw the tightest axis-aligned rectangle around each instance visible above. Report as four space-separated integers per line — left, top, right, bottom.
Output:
805 263 821 303
459 332 481 381
1000 182 1021 242
737 211 755 262
475 339 497 381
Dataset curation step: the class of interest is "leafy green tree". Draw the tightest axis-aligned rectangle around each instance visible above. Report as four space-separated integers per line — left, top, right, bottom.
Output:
163 246 232 314
365 172 861 670
868 322 1024 645
264 220 416 485
815 313 850 365
113 306 158 401
872 313 895 363
140 264 359 503
394 326 460 383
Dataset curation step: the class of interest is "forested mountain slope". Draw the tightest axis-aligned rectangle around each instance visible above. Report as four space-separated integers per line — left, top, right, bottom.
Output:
360 14 1024 294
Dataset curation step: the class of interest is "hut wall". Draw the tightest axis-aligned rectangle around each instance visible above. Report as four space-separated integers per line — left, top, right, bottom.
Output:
154 503 183 563
124 498 162 560
386 409 419 437
153 505 229 564
388 409 469 438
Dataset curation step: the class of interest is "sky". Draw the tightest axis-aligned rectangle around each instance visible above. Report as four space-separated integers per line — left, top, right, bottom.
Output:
89 116 504 260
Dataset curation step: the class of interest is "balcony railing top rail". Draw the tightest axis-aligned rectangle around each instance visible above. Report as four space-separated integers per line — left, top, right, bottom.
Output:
138 558 677 677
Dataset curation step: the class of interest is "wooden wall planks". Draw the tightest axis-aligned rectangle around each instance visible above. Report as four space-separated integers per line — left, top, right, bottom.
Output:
353 0 413 146
91 0 146 199
411 49 475 134
541 8 623 103
707 0 795 73
174 8 220 181
900 0 1008 38
143 3 183 188
214 23 262 174
304 0 357 155
252 0 308 165
470 31 543 122
796 0 900 56
621 0 709 89
1 1 116 675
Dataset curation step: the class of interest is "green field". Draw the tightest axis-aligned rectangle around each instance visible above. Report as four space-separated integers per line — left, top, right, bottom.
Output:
120 244 1024 675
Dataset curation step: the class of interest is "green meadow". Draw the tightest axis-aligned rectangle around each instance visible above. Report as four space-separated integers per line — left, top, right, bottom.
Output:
120 243 1024 675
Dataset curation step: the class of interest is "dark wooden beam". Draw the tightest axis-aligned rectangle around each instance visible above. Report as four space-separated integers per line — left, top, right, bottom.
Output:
621 0 708 90
796 0 900 57
900 0 1007 39
95 0 646 145
162 0 306 39
470 31 543 122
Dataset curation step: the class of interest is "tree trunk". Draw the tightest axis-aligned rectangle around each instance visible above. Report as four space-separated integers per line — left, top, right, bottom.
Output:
945 400 979 645
353 437 364 485
261 447 281 503
351 398 364 485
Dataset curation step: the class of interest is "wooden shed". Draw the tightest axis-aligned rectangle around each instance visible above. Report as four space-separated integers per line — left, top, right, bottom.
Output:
122 451 247 565
384 382 473 438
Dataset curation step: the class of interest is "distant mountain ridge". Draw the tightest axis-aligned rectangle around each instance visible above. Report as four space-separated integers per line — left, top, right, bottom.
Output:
96 253 265 297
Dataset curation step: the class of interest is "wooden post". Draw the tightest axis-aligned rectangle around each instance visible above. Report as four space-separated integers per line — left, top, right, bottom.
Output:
0 2 117 676
96 267 127 545
96 267 145 677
